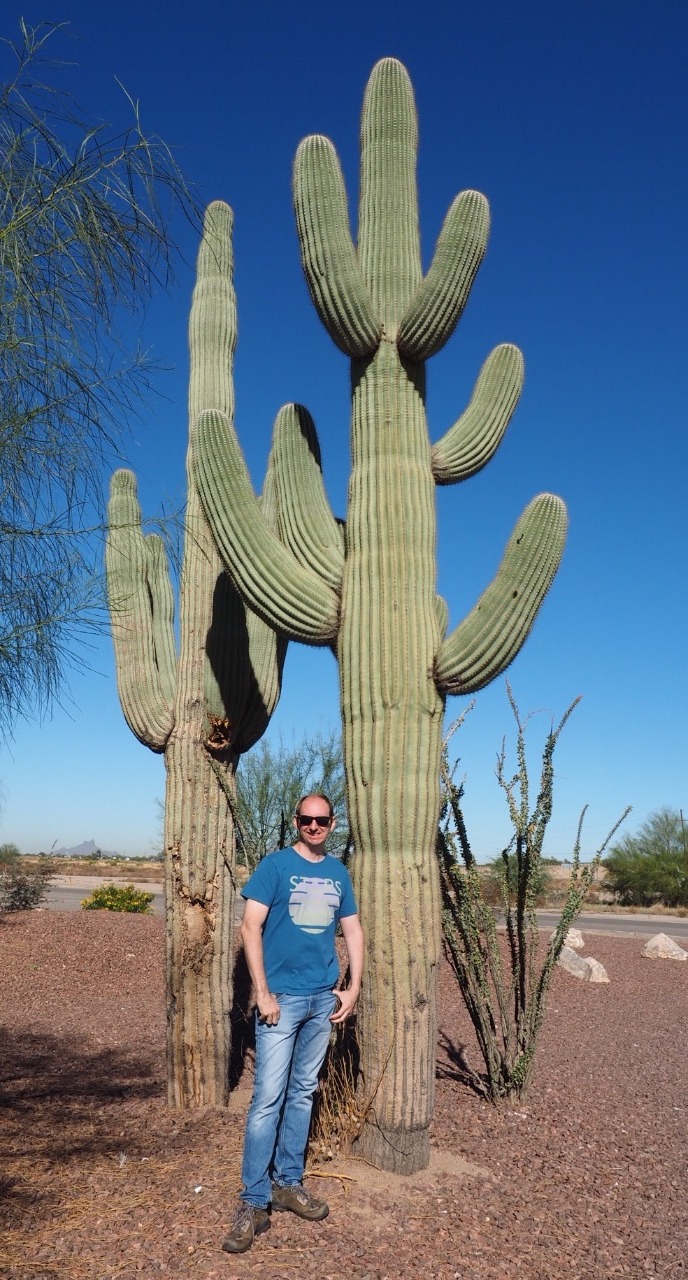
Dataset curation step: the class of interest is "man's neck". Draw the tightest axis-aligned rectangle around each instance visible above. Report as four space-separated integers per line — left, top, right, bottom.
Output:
292 840 326 863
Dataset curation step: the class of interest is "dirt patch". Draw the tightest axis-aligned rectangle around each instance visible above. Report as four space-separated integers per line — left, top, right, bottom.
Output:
1 910 686 1279
19 855 165 882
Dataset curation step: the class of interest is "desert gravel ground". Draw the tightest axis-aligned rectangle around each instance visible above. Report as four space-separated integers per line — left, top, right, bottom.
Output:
0 909 686 1280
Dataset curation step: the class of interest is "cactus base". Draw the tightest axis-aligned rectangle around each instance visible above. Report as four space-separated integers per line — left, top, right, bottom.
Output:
353 1119 430 1174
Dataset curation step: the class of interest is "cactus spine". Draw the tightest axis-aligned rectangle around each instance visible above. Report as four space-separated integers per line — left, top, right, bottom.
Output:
193 60 567 1169
106 204 284 1107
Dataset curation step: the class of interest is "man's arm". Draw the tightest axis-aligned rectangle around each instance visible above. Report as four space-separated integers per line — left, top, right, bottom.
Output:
240 898 281 1025
331 913 364 1023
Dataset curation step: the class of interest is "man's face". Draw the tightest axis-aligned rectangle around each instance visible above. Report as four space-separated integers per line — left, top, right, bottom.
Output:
293 796 335 853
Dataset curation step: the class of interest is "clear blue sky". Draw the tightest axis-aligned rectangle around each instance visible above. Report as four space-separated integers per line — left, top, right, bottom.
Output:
1 0 685 859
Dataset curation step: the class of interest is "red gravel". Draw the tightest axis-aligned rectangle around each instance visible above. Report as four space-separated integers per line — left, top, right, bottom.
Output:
0 909 686 1279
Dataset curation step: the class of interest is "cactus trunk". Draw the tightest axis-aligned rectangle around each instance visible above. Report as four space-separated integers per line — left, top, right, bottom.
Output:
163 737 234 1105
161 737 234 1105
341 343 444 1167
161 456 236 1106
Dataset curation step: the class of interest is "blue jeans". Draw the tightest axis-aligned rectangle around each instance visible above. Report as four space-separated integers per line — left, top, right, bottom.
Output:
241 990 336 1208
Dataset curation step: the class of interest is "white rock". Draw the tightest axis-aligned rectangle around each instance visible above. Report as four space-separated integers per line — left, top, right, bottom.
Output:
583 956 610 984
557 945 593 980
557 945 609 983
549 927 584 949
641 933 688 961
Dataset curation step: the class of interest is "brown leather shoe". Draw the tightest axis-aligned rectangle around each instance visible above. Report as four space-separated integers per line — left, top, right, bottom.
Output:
271 1182 329 1220
222 1200 270 1253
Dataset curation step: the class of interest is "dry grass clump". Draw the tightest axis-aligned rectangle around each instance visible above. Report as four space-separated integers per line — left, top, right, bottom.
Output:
308 1031 368 1164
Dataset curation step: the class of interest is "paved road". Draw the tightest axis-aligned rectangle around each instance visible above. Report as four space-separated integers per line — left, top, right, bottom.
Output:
42 878 688 940
535 909 688 941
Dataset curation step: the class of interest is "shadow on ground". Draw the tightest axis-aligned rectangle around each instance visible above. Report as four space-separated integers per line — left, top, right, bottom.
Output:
0 1026 162 1213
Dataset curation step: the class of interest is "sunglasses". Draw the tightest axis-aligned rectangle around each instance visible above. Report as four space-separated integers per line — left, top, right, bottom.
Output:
296 814 332 827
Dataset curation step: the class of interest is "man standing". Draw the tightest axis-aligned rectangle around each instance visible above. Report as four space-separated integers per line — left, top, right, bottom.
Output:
223 793 364 1255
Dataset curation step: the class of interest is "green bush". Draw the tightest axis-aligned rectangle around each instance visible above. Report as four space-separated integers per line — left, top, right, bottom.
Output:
0 859 54 911
0 842 21 865
81 883 154 913
603 809 688 907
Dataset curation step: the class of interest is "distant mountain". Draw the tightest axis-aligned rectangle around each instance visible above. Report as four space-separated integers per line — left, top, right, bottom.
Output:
53 839 120 859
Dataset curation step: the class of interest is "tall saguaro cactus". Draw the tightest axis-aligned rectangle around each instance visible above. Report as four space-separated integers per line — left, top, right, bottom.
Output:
194 60 567 1169
106 204 284 1107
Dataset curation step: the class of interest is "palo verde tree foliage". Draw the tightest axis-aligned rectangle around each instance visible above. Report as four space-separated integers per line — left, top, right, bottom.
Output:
437 691 629 1101
192 60 567 1171
0 21 195 730
604 808 688 907
235 730 348 870
106 205 285 1108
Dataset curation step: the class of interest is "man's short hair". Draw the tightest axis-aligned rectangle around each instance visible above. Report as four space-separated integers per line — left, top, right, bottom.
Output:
294 792 334 819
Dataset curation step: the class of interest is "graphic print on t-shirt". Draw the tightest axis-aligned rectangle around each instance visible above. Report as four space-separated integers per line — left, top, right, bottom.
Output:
288 875 342 935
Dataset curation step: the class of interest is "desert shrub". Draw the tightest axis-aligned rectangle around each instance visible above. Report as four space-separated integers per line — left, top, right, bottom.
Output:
81 883 153 913
603 809 688 907
0 859 54 911
0 842 21 864
437 689 629 1102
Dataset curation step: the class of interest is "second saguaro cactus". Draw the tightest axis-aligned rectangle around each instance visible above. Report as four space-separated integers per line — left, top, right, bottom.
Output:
194 60 567 1169
106 204 284 1108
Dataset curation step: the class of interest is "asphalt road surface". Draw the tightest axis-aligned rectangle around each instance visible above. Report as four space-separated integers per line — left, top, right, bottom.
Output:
41 878 688 940
534 909 688 941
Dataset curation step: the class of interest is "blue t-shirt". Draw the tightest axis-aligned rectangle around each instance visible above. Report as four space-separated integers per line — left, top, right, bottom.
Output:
241 847 358 995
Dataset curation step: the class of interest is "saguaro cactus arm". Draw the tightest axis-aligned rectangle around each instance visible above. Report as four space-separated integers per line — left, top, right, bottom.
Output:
106 469 176 751
293 137 380 357
358 58 422 325
398 190 490 361
431 344 524 484
435 494 567 695
194 407 340 643
269 403 345 590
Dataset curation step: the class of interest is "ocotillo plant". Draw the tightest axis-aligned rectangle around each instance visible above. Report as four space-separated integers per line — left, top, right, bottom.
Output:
193 60 567 1170
437 691 630 1102
106 204 285 1108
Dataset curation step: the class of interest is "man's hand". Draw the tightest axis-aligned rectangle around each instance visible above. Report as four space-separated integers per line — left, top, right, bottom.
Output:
330 986 359 1023
256 992 281 1025
333 914 364 1024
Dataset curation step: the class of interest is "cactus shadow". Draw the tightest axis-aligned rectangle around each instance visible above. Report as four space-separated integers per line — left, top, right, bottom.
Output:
206 576 270 752
436 1029 487 1098
228 944 255 1091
